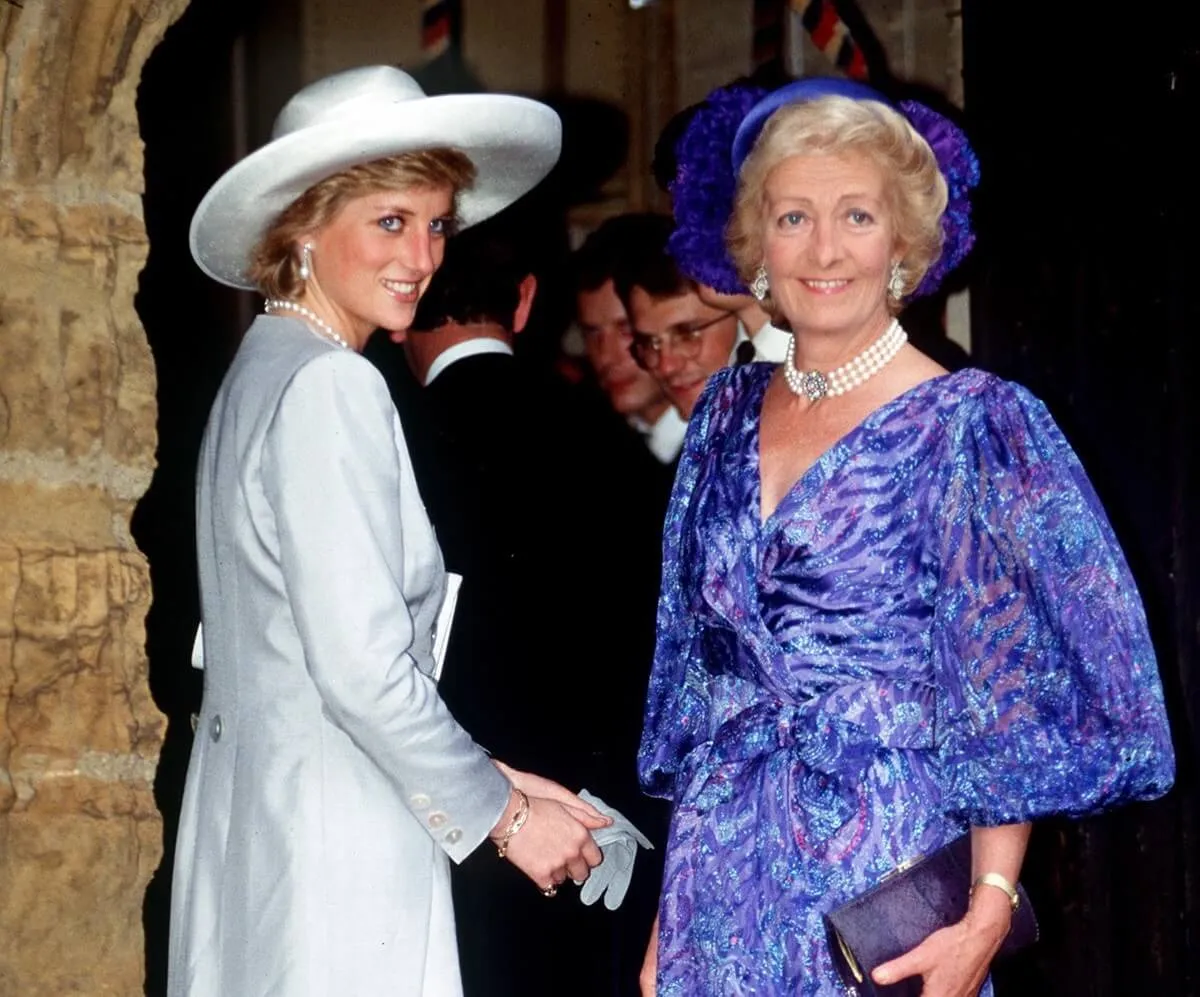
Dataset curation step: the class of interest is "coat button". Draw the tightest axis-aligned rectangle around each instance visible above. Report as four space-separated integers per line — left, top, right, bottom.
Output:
210 714 223 743
428 811 447 829
410 793 431 811
445 828 462 845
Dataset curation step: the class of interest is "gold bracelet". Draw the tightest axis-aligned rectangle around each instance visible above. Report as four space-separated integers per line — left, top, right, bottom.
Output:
495 788 530 859
971 872 1020 912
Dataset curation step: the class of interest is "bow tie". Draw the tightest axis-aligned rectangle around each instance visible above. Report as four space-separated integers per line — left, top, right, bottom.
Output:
735 340 757 365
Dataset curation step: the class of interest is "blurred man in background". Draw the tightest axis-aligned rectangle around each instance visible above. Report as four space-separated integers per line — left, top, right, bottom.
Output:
573 214 686 467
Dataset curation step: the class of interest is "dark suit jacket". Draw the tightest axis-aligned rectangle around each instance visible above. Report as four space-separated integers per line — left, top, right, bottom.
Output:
380 348 671 997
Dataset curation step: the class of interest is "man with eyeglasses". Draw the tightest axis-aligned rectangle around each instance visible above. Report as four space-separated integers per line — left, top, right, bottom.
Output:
612 219 740 420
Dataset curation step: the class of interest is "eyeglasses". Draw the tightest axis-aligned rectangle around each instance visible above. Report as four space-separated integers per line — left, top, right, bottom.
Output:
629 312 734 370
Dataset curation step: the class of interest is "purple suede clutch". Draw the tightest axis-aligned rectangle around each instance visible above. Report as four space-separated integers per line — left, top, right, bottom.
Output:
824 834 1038 997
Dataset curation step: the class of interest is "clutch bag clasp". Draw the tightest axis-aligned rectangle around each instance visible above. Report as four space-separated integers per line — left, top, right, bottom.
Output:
879 851 924 885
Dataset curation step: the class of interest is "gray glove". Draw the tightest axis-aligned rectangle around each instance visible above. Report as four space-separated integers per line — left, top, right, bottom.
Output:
576 788 654 911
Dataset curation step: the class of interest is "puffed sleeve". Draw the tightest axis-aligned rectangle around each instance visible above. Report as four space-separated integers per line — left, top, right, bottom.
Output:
261 349 510 862
931 378 1175 825
638 371 729 800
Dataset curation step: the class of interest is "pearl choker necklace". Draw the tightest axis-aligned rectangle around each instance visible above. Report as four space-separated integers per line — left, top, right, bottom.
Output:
783 319 907 401
264 299 351 350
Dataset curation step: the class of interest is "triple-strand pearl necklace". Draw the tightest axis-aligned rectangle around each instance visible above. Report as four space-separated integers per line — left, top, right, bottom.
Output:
264 298 351 350
783 318 907 402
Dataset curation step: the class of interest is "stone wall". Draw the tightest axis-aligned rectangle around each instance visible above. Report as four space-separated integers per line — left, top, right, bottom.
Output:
0 0 185 992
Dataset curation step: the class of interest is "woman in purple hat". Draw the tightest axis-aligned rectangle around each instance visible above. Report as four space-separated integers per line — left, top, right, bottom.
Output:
637 79 1175 996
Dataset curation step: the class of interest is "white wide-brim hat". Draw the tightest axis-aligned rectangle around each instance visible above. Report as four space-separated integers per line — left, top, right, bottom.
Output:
190 65 562 290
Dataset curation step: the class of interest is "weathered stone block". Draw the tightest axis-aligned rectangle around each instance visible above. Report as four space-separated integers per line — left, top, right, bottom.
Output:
0 810 161 996
0 481 139 549
0 194 157 462
5 547 161 791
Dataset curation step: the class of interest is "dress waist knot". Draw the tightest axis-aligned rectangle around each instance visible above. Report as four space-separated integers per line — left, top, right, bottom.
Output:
681 633 938 853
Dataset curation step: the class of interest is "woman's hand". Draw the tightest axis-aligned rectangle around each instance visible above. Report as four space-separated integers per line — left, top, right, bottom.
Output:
496 793 606 886
493 760 611 827
488 763 610 889
872 821 1030 995
639 914 659 996
871 870 1013 996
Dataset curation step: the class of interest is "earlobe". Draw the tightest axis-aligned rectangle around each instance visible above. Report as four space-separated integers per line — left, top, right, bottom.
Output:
513 274 538 333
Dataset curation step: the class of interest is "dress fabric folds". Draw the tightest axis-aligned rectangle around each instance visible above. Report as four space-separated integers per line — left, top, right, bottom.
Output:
638 364 1174 996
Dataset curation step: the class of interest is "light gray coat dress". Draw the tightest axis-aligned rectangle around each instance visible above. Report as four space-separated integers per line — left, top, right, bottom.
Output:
168 316 510 997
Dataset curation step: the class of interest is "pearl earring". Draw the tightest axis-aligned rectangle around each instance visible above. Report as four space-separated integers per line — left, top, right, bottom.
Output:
750 264 769 302
299 242 314 281
888 261 905 302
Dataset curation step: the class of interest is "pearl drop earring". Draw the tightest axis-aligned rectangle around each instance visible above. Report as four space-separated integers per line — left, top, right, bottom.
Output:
299 242 314 281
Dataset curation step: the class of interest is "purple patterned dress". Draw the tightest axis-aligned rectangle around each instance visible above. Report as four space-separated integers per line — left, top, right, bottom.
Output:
638 365 1175 996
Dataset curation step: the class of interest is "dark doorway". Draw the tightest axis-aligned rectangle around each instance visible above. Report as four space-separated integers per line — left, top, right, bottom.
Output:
963 2 1200 994
133 0 300 992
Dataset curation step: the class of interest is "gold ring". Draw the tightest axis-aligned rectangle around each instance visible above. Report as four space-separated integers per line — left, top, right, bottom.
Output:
541 884 558 898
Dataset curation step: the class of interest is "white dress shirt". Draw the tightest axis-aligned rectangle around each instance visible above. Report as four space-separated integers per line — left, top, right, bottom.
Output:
730 319 790 365
748 321 791 364
629 406 687 465
424 338 514 385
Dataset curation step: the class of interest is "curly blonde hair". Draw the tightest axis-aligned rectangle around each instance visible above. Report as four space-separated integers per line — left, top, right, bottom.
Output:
247 149 476 299
727 96 946 310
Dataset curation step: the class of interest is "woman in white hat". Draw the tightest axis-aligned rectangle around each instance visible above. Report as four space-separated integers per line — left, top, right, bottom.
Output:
169 66 609 997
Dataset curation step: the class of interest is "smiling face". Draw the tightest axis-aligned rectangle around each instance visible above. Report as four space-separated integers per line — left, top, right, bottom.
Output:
577 279 666 418
301 184 456 348
628 285 738 418
760 152 898 343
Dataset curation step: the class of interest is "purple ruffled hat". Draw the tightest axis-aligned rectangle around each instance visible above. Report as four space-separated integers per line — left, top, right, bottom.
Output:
667 82 768 295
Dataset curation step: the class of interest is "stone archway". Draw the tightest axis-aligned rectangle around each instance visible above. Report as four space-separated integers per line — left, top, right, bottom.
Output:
0 1 188 993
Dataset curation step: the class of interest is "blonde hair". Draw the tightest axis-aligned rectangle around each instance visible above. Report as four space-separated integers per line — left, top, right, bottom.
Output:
248 149 476 299
727 96 946 309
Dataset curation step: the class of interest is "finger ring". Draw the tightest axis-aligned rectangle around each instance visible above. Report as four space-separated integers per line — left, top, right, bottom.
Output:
541 884 558 898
